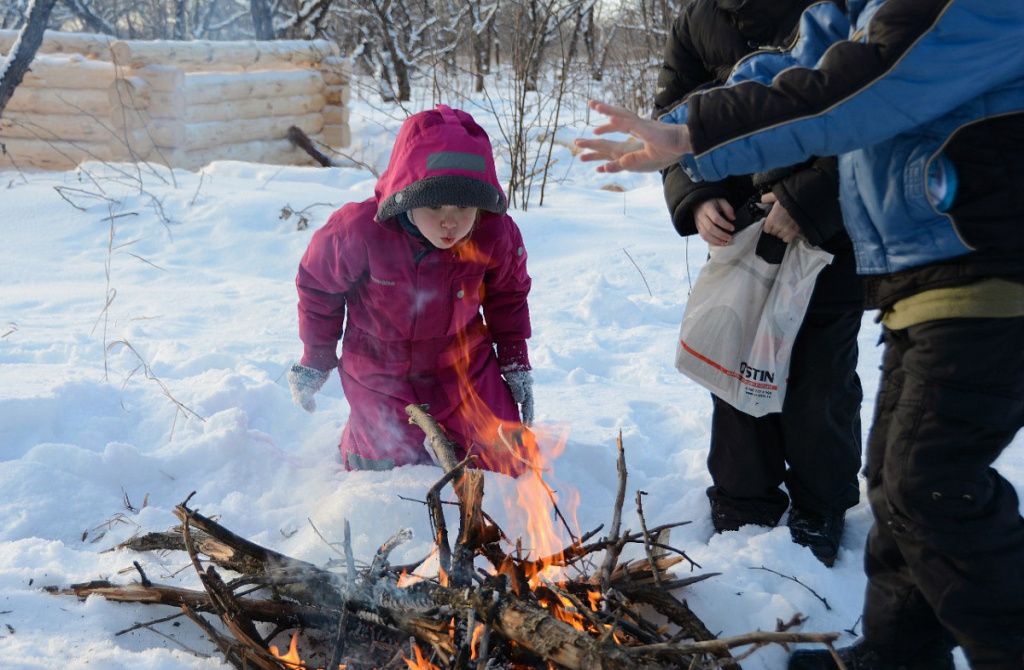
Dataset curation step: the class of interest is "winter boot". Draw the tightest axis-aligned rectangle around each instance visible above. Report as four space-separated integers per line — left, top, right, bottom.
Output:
787 506 844 567
788 639 955 670
709 493 781 533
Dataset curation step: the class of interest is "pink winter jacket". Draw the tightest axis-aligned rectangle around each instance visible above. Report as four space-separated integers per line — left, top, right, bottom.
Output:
295 107 532 472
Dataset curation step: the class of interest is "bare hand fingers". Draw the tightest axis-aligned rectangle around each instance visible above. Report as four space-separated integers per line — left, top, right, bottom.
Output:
589 100 636 121
698 217 732 245
709 209 735 232
575 138 619 161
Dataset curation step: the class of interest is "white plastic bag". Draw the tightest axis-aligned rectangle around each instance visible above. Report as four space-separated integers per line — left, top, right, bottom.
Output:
675 221 833 417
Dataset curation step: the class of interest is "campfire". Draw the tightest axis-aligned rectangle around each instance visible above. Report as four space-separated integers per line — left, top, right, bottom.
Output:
50 405 840 669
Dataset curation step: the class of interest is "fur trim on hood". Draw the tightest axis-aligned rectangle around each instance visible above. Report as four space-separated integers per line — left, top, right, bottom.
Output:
375 105 507 221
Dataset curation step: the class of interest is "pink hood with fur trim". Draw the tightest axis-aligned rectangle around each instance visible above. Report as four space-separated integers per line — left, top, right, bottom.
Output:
374 105 507 221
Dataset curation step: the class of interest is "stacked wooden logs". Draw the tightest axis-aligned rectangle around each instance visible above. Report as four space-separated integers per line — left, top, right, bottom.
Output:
0 30 350 171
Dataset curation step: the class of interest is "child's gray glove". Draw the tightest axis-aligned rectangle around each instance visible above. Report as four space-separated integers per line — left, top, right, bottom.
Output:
288 364 331 412
502 369 534 426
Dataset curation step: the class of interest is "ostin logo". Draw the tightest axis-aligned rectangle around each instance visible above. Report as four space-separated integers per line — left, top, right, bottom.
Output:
739 361 774 384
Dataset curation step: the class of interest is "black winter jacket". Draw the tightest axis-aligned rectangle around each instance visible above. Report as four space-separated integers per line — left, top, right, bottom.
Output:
655 0 863 312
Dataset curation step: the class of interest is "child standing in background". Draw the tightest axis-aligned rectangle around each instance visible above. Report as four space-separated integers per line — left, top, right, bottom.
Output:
288 105 534 473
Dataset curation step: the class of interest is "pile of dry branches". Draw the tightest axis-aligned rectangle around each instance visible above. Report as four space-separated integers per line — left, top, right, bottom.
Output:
50 405 841 669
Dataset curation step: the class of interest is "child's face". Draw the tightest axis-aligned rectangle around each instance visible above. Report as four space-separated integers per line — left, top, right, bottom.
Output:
409 206 479 249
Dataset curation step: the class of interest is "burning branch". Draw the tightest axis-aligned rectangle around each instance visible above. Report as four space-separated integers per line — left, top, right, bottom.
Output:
50 406 842 669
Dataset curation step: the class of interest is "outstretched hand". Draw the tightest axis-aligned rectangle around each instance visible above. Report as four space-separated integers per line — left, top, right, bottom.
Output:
575 100 693 173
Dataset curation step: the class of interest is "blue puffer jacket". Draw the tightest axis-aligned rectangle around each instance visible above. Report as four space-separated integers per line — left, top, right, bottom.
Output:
661 0 1024 278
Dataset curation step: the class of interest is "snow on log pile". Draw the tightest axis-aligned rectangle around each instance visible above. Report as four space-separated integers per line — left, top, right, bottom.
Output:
0 30 350 171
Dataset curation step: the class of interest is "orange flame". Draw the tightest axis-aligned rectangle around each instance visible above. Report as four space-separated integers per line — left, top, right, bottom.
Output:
269 632 304 669
445 290 597 637
470 623 485 659
403 643 441 670
269 631 346 670
587 590 602 612
537 591 588 631
445 317 580 587
398 546 440 586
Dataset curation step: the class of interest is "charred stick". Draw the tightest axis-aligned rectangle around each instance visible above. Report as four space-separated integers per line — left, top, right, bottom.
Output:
617 585 717 642
426 455 473 579
452 468 485 588
176 498 343 610
617 585 740 670
180 604 246 670
408 403 494 586
181 506 276 666
179 574 281 670
55 581 331 627
651 573 720 591
481 595 658 670
370 528 414 578
599 432 627 594
541 579 633 642
116 529 263 574
326 607 350 670
406 404 460 472
343 519 357 583
173 501 325 577
603 590 666 643
634 491 661 588
174 502 311 568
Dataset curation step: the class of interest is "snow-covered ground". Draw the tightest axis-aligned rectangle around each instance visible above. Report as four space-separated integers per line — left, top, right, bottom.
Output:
1 90 1017 669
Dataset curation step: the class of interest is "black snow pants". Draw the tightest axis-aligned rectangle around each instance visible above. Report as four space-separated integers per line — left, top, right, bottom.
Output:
706 308 863 527
862 317 1024 669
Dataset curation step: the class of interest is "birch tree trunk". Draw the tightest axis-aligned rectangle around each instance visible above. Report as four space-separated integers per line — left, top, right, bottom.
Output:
250 0 274 40
0 0 59 118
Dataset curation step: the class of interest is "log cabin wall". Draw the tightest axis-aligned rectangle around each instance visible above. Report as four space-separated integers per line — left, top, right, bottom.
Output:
0 30 351 171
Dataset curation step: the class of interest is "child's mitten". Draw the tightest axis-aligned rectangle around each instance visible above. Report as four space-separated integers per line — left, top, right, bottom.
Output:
288 364 331 412
502 369 534 426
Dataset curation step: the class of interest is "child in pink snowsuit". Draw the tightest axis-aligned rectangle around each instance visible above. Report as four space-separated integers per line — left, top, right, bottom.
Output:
288 105 533 473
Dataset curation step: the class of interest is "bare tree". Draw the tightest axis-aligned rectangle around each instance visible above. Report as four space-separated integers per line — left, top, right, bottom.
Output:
463 0 498 92
332 0 463 102
0 0 59 119
275 0 334 38
504 0 577 92
60 0 116 34
1 0 30 30
249 0 274 39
